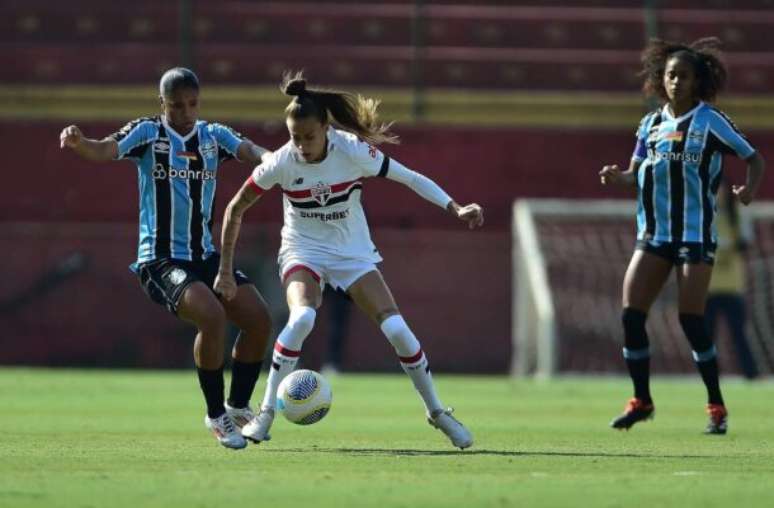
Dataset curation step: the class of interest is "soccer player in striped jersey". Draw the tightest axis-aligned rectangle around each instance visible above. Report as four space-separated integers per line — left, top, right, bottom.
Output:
600 38 765 434
214 73 483 449
59 68 273 449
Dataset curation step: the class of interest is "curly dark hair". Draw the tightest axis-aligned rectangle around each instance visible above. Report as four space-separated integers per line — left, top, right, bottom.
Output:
640 37 727 103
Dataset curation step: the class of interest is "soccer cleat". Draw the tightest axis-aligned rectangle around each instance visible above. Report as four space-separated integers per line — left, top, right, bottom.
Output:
204 413 247 450
704 404 728 435
610 398 655 430
225 402 256 430
428 407 473 449
241 406 274 443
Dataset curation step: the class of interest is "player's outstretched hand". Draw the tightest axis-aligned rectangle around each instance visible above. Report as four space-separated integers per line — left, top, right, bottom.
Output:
732 184 754 205
60 125 83 149
456 203 484 229
599 164 622 185
214 272 238 301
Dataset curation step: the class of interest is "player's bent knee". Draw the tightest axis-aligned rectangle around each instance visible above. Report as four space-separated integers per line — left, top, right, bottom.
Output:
380 314 421 357
280 306 316 348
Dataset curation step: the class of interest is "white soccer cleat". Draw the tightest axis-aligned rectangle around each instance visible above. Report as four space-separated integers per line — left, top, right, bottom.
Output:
428 407 473 450
225 402 256 430
204 413 248 450
241 407 275 443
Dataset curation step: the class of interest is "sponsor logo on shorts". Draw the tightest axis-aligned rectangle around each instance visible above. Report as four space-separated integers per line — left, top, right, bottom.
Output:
166 268 187 286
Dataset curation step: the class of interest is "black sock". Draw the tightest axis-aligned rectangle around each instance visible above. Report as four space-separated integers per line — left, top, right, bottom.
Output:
227 359 262 409
679 313 724 406
197 365 225 418
625 357 652 404
696 358 724 406
621 308 652 405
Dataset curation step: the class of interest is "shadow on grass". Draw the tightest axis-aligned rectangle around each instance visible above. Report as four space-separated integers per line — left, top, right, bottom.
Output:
265 448 713 459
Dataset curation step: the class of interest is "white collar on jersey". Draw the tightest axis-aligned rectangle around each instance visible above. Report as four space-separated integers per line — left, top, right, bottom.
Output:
662 101 705 122
161 117 199 142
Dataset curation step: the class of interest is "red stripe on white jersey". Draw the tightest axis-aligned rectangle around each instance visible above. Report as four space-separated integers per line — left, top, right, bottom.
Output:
282 178 362 199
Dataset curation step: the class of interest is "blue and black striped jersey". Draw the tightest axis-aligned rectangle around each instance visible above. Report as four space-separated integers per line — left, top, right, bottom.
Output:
631 102 756 245
109 116 244 269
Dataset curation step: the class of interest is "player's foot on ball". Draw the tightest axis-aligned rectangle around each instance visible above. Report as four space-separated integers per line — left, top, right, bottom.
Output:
428 407 473 449
610 398 654 430
205 412 247 450
225 402 256 429
242 406 274 443
704 404 728 435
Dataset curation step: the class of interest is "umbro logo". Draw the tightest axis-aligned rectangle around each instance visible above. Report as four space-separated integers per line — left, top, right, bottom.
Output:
154 141 170 153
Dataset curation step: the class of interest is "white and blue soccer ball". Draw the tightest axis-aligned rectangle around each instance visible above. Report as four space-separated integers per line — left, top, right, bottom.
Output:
276 369 332 425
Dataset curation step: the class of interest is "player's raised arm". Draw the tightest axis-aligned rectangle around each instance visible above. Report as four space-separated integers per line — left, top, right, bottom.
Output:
59 125 118 161
214 179 264 301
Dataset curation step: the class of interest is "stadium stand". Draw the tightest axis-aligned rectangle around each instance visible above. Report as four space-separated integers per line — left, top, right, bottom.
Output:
4 1 774 92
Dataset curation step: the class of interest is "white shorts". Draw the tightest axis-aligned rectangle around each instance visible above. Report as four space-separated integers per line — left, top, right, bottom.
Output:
278 251 379 291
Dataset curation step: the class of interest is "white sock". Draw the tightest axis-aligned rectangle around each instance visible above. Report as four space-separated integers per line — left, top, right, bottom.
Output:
260 306 316 410
380 314 444 414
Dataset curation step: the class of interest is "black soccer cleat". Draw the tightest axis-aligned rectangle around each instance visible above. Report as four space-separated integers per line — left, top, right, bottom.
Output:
704 404 728 435
610 398 654 430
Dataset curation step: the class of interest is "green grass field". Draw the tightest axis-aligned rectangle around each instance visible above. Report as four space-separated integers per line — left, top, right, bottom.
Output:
2 369 773 508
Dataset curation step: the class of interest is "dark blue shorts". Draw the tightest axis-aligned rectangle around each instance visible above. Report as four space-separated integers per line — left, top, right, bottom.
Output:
136 253 251 314
635 240 716 266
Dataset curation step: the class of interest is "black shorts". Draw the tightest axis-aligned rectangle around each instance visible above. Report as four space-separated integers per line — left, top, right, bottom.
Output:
635 240 716 266
136 254 251 315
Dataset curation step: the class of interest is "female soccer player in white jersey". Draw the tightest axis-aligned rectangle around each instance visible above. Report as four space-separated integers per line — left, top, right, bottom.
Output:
59 68 274 449
214 73 483 449
599 38 765 434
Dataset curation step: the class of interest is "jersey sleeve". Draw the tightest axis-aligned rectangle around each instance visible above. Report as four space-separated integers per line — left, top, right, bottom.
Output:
109 118 156 160
247 153 281 195
208 123 245 162
709 110 756 159
339 134 391 178
631 114 651 162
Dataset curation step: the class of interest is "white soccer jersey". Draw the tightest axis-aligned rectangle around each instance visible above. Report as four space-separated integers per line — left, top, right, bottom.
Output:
249 127 389 262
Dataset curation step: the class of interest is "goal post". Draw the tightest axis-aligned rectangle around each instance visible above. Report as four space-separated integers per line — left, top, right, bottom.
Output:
512 199 635 378
511 198 774 378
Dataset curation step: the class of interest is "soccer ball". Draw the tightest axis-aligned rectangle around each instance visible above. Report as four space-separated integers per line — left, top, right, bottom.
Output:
276 369 332 425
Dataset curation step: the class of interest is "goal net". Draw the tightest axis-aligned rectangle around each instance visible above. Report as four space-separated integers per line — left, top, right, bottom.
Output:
512 198 774 378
